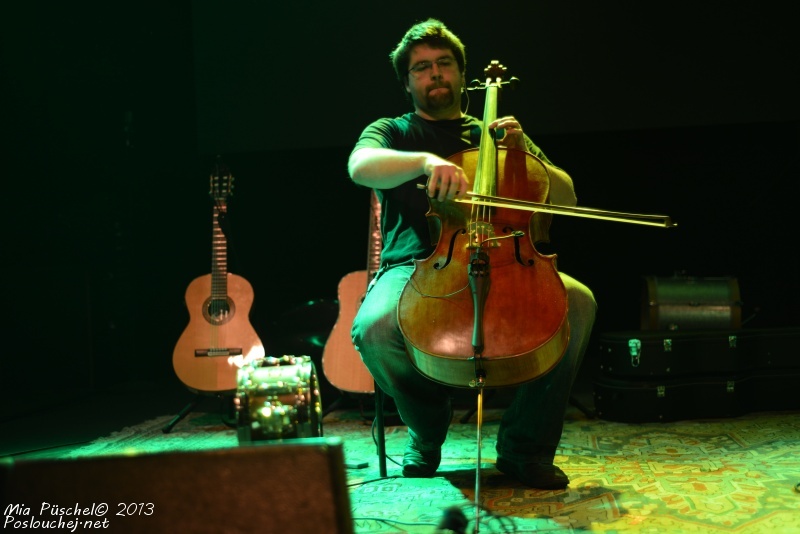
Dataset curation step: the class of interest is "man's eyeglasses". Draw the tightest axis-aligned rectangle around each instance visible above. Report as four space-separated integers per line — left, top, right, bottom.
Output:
408 57 457 76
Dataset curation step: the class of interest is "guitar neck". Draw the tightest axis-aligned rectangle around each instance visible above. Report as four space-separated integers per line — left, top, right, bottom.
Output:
211 203 228 298
366 191 382 280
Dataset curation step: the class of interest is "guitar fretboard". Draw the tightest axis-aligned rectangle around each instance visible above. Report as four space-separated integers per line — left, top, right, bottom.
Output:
367 191 382 279
211 203 228 299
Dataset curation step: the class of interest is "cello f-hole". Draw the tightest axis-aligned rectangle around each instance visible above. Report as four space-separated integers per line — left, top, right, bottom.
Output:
507 229 534 266
434 228 468 270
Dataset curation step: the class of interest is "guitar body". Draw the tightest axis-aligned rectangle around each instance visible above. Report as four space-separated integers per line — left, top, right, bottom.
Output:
173 272 265 393
322 270 375 394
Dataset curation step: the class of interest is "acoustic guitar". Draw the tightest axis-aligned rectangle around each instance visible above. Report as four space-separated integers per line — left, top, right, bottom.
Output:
172 161 265 393
321 191 382 394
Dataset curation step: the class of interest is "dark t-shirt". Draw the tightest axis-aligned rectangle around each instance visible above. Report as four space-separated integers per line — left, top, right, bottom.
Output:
351 112 552 269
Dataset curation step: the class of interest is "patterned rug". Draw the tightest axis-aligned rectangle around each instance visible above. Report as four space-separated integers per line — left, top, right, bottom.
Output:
51 406 800 533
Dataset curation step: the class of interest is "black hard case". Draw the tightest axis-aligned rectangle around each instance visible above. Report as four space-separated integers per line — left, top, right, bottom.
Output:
593 328 800 422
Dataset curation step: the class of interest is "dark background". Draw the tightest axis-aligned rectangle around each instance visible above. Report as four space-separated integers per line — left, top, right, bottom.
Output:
2 1 798 417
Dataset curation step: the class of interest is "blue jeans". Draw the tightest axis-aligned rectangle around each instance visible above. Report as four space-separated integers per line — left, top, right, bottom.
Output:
351 264 596 462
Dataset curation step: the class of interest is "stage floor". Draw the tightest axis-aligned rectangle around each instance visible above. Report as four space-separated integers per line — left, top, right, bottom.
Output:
2 372 799 533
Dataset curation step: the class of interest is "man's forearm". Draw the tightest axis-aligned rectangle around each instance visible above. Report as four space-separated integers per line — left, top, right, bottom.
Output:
348 147 428 189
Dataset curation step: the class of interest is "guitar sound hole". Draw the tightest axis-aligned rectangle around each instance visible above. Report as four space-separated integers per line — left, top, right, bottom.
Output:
203 297 235 325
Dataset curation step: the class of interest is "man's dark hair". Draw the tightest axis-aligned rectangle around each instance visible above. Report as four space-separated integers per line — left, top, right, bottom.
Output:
390 19 466 85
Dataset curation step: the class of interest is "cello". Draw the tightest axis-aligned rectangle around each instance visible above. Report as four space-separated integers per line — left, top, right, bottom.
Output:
398 61 674 390
398 60 568 389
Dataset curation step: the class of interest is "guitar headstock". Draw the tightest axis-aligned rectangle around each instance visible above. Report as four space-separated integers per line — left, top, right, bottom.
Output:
209 157 234 204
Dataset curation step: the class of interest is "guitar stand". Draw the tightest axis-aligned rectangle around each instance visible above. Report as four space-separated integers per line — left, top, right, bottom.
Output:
162 392 235 434
162 395 200 434
322 394 347 418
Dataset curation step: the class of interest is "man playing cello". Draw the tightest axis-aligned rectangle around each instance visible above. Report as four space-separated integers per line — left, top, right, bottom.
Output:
349 18 596 489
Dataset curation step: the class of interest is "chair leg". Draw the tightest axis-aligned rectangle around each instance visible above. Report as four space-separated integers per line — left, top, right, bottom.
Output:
375 382 387 477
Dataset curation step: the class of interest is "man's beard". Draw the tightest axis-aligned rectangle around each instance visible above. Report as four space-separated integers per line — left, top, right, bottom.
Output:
423 84 456 112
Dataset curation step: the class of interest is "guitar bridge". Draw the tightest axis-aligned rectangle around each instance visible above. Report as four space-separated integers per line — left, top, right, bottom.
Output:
194 348 243 358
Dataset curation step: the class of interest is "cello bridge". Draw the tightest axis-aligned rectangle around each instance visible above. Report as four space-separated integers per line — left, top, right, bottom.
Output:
467 221 500 249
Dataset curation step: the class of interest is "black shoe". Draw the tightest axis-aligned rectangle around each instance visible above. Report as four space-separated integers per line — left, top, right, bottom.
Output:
495 457 569 489
402 443 441 478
